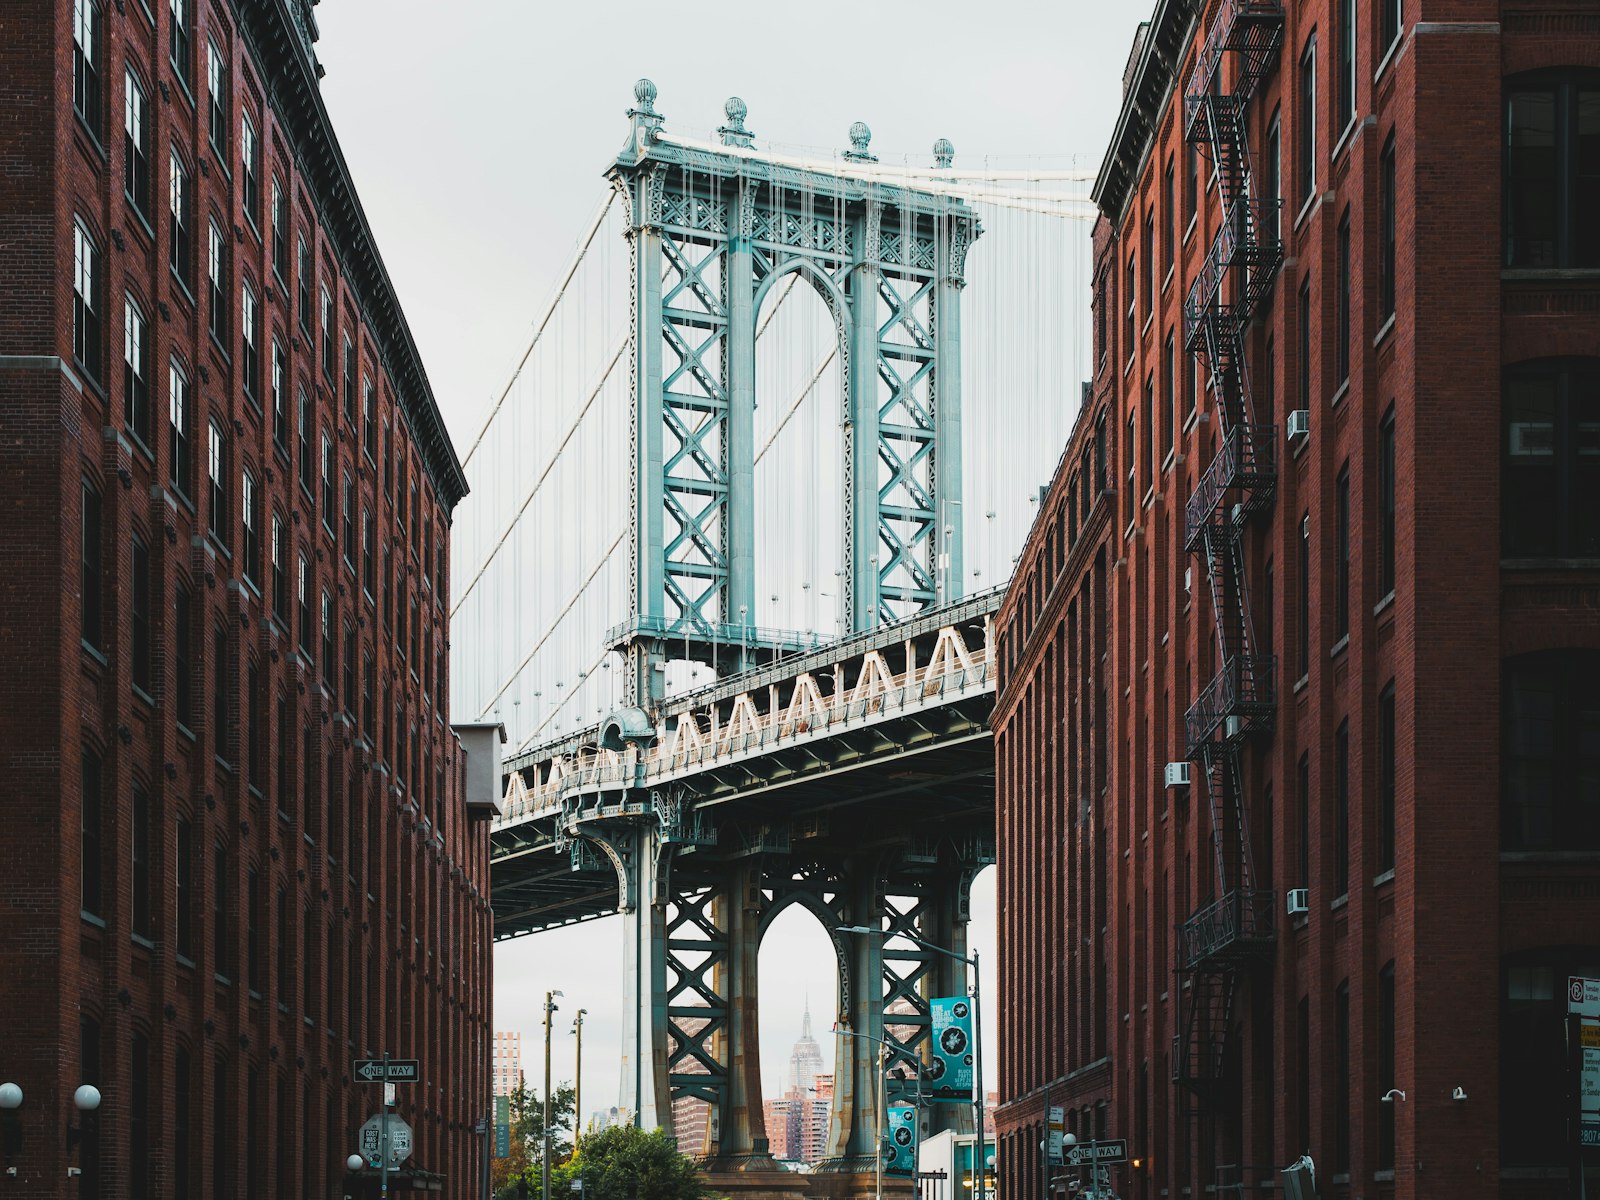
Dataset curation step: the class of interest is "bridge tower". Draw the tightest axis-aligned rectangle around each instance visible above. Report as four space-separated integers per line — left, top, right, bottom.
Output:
1175 0 1284 1150
609 80 978 710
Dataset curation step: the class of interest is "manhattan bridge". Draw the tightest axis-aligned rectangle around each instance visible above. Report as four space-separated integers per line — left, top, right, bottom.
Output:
450 81 1091 1196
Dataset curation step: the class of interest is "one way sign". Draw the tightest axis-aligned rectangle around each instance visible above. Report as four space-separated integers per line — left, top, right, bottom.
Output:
354 1058 419 1083
1064 1140 1128 1167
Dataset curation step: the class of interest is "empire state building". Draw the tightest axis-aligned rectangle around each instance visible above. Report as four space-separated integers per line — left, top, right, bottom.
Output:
787 1002 826 1093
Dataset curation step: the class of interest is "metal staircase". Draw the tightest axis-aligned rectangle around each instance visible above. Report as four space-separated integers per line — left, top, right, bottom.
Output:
1175 0 1284 1105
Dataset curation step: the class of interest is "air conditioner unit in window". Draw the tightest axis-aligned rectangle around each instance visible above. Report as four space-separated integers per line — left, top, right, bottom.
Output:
1225 715 1243 739
1287 409 1311 439
1286 888 1310 916
1164 762 1191 788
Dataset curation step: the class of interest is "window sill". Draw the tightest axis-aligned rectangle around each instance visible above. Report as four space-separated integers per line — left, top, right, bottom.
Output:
1183 212 1198 247
1502 267 1600 282
1141 311 1155 338
1162 264 1176 295
1374 590 1395 617
73 114 108 163
170 68 196 113
1124 353 1136 379
132 933 156 951
1373 312 1397 349
1329 378 1349 410
1373 868 1395 889
169 269 197 312
1374 32 1404 84
1329 634 1349 660
1330 893 1349 912
1294 191 1319 232
81 639 109 668
126 202 156 248
214 754 233 775
81 910 107 929
177 954 196 970
177 720 196 743
132 683 156 708
1501 850 1600 864
1294 673 1309 695
215 972 232 987
1500 557 1600 571
1330 117 1359 164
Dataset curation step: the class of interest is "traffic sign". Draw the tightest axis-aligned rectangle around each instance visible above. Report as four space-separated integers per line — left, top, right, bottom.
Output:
1064 1139 1128 1167
358 1113 414 1165
354 1058 420 1083
1047 1106 1065 1165
1570 977 1600 1018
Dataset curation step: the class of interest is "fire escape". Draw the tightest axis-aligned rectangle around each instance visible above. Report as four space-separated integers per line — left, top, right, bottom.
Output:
1173 0 1284 1108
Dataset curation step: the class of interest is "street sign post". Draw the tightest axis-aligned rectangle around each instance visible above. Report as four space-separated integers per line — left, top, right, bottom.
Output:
1571 981 1600 1148
1046 1105 1065 1165
1064 1139 1128 1167
354 1058 421 1083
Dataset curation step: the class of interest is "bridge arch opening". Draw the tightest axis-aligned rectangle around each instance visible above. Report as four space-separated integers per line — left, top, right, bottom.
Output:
752 264 845 648
756 893 841 1167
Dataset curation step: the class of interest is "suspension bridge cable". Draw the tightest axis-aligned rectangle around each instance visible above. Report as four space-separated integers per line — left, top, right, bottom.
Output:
451 330 628 617
474 527 626 720
516 646 613 752
459 190 616 470
755 346 835 465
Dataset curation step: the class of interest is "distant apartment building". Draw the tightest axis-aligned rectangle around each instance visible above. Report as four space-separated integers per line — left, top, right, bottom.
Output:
493 1031 524 1098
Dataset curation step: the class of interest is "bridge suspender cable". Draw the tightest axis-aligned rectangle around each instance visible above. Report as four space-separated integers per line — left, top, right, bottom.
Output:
459 190 616 470
515 646 614 752
474 528 626 721
755 346 835 465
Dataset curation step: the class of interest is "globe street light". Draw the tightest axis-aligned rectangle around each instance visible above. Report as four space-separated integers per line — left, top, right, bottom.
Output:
347 1153 366 1173
0 1083 21 1179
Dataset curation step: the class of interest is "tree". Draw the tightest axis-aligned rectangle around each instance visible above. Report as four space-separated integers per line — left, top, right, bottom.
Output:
552 1125 714 1200
492 1076 579 1200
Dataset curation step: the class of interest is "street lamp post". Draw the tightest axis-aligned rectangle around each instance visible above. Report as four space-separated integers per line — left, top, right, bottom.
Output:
832 1025 900 1200
543 990 564 1200
571 1009 587 1151
839 926 987 1200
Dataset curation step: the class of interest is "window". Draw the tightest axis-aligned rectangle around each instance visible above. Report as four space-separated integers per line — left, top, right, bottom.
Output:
82 479 102 650
1298 35 1317 208
212 1058 229 1199
207 220 229 345
213 841 228 974
1162 331 1175 459
1378 408 1396 595
320 284 334 378
1262 556 1275 662
1143 210 1154 320
124 294 150 445
73 0 102 137
124 67 150 217
175 816 193 957
241 282 260 403
1266 110 1282 244
303 910 316 1017
132 535 151 694
343 334 356 422
206 38 228 156
1337 0 1356 136
246 868 261 992
271 177 288 282
169 359 191 495
1298 274 1312 408
174 584 193 727
271 339 287 451
1162 158 1175 273
297 235 312 332
1335 210 1351 386
1379 135 1397 321
169 149 192 287
1505 72 1600 269
271 516 287 621
130 1031 149 1199
1124 409 1136 526
1143 372 1155 488
321 431 334 535
1185 136 1198 222
1502 953 1600 1167
321 588 334 679
169 0 191 90
1262 336 1276 431
297 387 312 492
275 696 291 820
212 624 229 759
297 554 311 652
81 748 103 917
1502 359 1600 557
1297 513 1310 679
1333 720 1350 896
1378 681 1397 872
362 377 375 458
362 510 374 595
208 420 227 545
343 623 356 712
241 469 260 587
1125 252 1136 359
132 782 151 937
363 652 374 737
275 886 289 1000
240 113 260 227
342 473 354 565
1333 980 1351 1172
1335 466 1350 639
1503 650 1600 850
73 220 103 383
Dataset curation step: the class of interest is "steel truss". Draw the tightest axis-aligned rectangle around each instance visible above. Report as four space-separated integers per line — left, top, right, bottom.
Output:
1175 0 1284 1110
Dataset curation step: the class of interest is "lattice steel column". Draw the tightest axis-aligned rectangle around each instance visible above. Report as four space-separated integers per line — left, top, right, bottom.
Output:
726 185 757 642
934 223 971 604
821 868 888 1167
846 202 883 635
702 862 772 1167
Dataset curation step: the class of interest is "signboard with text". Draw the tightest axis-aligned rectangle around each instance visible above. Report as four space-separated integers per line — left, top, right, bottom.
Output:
885 1105 917 1177
354 1058 420 1083
1063 1139 1128 1167
1580 1018 1600 1146
1047 1105 1065 1165
928 996 974 1102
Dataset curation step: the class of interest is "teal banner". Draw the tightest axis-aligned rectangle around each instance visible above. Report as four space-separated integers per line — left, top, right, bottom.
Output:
928 995 975 1102
885 1105 917 1177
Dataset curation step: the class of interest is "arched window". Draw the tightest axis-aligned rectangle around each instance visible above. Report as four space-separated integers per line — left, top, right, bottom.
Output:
1504 358 1600 558
1503 649 1600 849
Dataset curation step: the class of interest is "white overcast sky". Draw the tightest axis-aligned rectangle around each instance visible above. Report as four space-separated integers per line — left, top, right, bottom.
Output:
316 0 1145 1116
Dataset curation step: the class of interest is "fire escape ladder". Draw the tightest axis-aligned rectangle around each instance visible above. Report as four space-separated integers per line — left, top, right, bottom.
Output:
1176 0 1284 1112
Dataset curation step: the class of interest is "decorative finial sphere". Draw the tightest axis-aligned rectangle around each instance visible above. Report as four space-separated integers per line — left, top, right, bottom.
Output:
933 137 955 168
633 78 657 109
725 96 748 123
849 121 872 152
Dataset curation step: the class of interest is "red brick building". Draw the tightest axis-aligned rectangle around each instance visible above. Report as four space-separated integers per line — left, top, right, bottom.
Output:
995 3 1600 1199
0 1 497 1196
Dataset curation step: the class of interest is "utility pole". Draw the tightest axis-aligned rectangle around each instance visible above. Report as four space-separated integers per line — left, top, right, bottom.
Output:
543 990 563 1200
572 1009 587 1151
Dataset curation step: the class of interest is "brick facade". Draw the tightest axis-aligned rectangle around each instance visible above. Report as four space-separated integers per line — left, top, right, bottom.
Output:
0 1 492 1197
994 3 1600 1199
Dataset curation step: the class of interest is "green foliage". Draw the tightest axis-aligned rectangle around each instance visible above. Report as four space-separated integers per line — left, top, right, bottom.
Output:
552 1125 715 1200
491 1076 579 1200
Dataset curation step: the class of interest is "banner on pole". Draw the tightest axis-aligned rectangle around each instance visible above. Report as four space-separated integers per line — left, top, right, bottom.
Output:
885 1105 917 1177
928 996 975 1102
